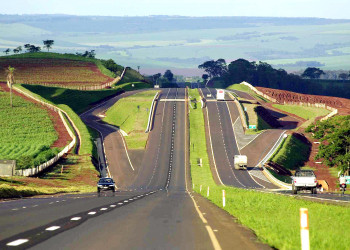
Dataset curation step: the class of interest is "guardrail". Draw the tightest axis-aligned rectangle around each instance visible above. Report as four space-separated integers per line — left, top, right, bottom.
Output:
145 92 160 133
227 91 248 130
13 86 80 176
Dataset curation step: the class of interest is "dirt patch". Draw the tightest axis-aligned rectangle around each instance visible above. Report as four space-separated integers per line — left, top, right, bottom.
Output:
256 86 350 115
0 82 71 148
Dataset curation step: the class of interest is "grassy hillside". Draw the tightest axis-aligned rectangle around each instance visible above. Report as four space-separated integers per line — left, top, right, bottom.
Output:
0 86 60 168
103 90 158 149
0 52 115 86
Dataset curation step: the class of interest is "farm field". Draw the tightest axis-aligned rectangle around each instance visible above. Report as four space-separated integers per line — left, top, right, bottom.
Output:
103 90 158 149
0 84 59 167
0 53 115 87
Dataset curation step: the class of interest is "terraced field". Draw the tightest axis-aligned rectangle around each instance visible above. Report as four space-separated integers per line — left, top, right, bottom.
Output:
0 84 58 165
0 54 114 87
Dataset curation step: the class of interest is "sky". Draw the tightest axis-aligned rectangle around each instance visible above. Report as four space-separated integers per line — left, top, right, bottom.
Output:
2 0 350 19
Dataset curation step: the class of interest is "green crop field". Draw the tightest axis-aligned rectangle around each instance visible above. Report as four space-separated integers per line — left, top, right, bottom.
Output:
0 86 58 166
188 88 350 249
103 90 158 149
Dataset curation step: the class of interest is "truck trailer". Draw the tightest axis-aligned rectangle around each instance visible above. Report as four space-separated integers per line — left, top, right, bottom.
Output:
216 89 225 100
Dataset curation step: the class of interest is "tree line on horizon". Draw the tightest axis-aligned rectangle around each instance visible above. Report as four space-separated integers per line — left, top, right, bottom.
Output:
198 58 350 98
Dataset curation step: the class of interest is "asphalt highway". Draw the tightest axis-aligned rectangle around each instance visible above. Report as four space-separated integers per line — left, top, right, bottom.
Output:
0 88 269 250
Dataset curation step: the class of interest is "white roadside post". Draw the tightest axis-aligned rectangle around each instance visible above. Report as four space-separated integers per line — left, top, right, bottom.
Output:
192 183 194 189
200 185 202 192
300 208 310 250
222 190 226 207
207 186 210 197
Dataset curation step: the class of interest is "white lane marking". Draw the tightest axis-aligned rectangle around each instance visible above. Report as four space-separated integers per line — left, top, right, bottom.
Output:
100 208 108 211
110 205 116 207
70 217 81 221
49 202 54 204
46 226 60 231
56 201 60 203
12 208 19 211
118 202 124 205
32 205 38 207
124 200 129 203
118 130 135 171
206 105 224 185
22 206 26 209
88 211 96 215
206 225 223 250
6 239 29 246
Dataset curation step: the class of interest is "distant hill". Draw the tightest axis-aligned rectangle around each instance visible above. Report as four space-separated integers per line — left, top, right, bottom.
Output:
1 15 350 74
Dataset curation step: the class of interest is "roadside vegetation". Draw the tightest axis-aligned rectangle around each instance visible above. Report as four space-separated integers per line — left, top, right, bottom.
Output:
188 88 349 249
0 87 61 169
306 115 350 174
227 83 270 103
103 90 158 149
0 155 98 198
273 104 330 127
269 134 310 171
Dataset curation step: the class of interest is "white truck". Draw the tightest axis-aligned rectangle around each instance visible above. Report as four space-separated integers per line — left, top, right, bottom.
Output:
292 170 318 194
216 89 225 101
234 155 247 170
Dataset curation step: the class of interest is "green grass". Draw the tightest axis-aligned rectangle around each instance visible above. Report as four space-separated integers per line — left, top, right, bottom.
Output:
0 155 98 198
0 88 59 166
21 84 123 114
273 104 331 128
188 92 350 249
118 68 145 85
269 134 310 171
103 90 158 149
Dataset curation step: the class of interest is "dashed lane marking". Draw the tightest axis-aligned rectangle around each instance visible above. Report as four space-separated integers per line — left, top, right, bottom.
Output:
88 211 96 215
6 239 29 246
70 217 82 221
45 226 60 231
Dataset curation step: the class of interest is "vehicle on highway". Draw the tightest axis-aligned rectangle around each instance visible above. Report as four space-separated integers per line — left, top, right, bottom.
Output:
292 170 317 194
97 177 116 193
217 89 225 100
234 155 247 170
339 174 347 195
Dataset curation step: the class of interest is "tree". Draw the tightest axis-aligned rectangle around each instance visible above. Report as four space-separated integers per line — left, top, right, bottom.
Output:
164 70 174 82
3 48 10 55
82 50 96 58
43 40 54 52
198 59 227 78
24 44 41 53
6 66 15 107
153 73 161 85
13 48 19 54
339 73 348 81
301 67 325 79
17 46 22 53
202 74 209 82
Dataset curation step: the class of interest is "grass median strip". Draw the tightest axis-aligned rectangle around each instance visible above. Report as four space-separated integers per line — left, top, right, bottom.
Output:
188 89 350 249
103 90 158 149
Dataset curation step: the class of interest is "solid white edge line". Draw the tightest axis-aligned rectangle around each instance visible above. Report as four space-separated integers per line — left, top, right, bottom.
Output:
118 129 135 171
205 104 224 186
6 239 29 246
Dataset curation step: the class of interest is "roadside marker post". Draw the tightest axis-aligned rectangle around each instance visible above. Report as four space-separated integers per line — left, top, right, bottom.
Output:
207 186 210 197
300 208 310 250
222 190 226 207
200 185 202 192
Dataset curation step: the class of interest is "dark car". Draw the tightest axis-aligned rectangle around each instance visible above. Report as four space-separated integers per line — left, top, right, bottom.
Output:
97 177 116 193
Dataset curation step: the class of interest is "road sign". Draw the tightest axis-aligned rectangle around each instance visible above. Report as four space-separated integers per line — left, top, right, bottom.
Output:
249 125 256 129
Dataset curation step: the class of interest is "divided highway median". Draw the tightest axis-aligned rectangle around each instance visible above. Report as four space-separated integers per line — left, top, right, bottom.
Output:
188 88 350 249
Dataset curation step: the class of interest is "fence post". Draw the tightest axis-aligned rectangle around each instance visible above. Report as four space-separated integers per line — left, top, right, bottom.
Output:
222 190 226 207
300 208 310 250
